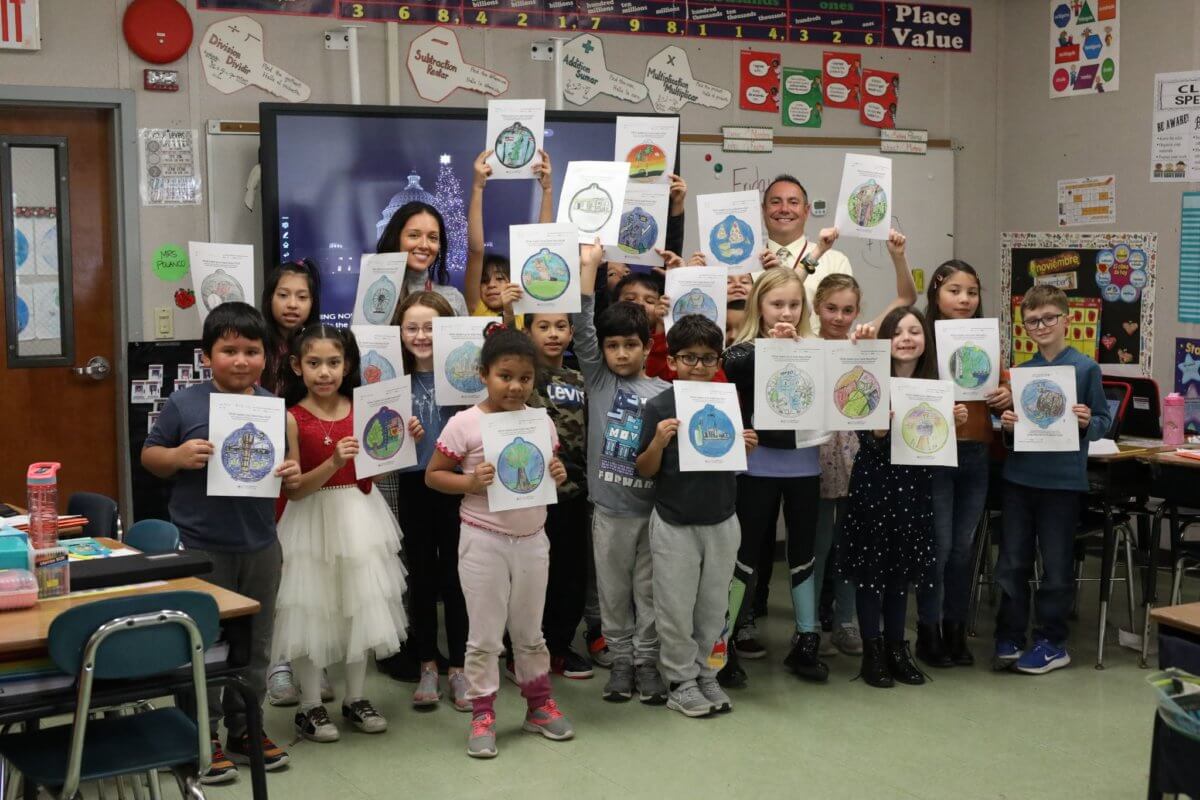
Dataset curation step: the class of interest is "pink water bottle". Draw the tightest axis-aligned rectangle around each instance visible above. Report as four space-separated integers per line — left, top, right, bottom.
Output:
1163 393 1186 446
26 462 61 550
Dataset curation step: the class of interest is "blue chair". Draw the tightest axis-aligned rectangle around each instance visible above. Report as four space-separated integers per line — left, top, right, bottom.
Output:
0 591 219 800
126 519 181 555
67 491 122 541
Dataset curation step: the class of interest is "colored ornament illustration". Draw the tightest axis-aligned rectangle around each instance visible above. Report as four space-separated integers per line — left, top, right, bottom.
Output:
626 143 667 179
363 275 398 324
446 341 484 394
15 295 29 333
688 403 736 458
38 222 58 272
200 268 245 311
901 403 949 454
495 121 537 169
363 406 405 460
497 437 546 494
520 248 571 302
569 183 614 233
766 366 815 418
221 422 275 483
949 343 992 390
847 179 888 227
708 215 756 265
1020 379 1067 429
833 366 881 419
360 350 398 385
13 228 30 271
617 207 658 256
672 289 718 323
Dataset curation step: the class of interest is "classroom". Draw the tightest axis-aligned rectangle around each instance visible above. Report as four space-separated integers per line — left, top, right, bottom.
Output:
1 0 1200 798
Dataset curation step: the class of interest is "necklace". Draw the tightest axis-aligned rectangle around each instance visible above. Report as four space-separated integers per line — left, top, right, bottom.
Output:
309 410 337 446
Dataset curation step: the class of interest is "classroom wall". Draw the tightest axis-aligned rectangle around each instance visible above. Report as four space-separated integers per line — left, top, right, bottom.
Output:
0 0 1001 343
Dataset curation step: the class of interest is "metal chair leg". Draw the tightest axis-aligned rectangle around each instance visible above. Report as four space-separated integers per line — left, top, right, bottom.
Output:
1122 525 1138 633
1171 558 1187 606
146 770 163 800
967 515 990 637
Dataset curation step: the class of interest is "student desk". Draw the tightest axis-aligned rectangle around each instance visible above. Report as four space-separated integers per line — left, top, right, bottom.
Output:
0 549 270 800
1147 603 1200 798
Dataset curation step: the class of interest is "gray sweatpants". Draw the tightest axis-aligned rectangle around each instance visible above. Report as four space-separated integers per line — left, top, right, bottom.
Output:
186 539 282 740
648 510 740 684
592 506 657 665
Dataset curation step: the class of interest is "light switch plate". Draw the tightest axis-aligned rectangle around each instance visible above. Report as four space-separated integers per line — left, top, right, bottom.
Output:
155 306 173 339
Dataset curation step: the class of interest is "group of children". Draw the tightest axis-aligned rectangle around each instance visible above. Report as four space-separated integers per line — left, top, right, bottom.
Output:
141 170 1109 775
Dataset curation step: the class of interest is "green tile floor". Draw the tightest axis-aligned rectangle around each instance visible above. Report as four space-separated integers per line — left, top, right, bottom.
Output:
204 564 1164 800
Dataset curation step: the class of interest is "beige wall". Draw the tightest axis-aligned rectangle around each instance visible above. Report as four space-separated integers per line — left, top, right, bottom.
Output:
0 1 999 342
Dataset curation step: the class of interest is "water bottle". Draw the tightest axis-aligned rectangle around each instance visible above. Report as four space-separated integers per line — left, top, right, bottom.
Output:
26 462 61 550
1163 392 1186 446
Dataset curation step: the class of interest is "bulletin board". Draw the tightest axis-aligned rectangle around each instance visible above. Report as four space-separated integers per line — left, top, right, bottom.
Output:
1000 232 1156 375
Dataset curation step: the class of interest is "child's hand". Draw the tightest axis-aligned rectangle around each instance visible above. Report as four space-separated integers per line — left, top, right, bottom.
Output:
175 439 214 470
849 323 876 342
276 459 302 491
653 418 680 448
986 385 1012 410
760 249 782 271
815 227 839 257
886 228 906 256
471 462 496 492
688 250 707 267
953 403 969 426
408 417 425 443
500 283 523 307
606 261 631 291
473 150 493 190
581 237 604 273
668 173 687 216
330 436 359 468
767 322 799 340
1000 409 1018 432
1073 403 1092 429
533 149 552 192
549 457 567 486
657 248 683 270
743 429 758 453
654 294 670 322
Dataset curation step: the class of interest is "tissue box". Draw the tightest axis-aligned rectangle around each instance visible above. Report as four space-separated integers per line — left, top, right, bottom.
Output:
0 533 30 572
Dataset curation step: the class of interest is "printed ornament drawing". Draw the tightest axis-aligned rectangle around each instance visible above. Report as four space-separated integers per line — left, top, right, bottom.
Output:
15 296 29 335
362 275 398 325
200 269 246 311
672 289 718 323
709 215 756 266
521 248 571 302
766 366 815 418
360 350 398 385
497 437 546 494
363 407 404 460
221 423 275 483
495 121 537 169
847 180 888 228
569 183 614 233
901 403 949 453
1020 379 1067 429
834 366 882 419
949 343 992 390
445 341 484 394
617 207 658 256
626 143 667 179
689 404 736 457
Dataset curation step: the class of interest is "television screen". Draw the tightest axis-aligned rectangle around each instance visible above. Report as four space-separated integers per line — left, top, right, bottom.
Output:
261 105 677 324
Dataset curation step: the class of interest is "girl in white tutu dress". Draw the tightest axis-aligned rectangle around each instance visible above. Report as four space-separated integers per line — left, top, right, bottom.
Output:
274 324 418 742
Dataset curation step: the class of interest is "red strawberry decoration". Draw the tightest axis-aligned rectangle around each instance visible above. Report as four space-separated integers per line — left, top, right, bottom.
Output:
174 288 195 309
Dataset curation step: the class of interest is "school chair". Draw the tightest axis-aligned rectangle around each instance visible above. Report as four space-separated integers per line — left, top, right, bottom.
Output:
0 591 219 800
126 519 181 555
67 492 122 541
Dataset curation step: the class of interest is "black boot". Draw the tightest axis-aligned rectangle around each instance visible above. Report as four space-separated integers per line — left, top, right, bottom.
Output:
783 632 830 682
376 641 420 682
942 621 975 667
859 636 893 688
887 640 927 685
915 623 954 668
717 640 747 689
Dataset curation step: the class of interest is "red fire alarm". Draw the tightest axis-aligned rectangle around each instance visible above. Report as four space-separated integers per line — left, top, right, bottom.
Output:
123 0 193 65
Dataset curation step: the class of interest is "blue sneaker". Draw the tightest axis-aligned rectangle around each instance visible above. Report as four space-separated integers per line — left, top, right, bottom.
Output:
993 640 1023 671
1014 640 1071 675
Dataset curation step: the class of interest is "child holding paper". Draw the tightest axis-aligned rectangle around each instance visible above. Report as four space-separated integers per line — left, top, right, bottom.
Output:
995 285 1109 675
636 315 757 717
275 324 415 742
841 307 967 688
427 324 572 758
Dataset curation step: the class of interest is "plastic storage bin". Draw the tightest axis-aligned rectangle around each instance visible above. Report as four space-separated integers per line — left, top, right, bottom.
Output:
0 569 39 610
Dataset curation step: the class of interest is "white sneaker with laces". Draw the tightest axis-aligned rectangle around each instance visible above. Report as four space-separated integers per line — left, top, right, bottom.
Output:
267 665 299 707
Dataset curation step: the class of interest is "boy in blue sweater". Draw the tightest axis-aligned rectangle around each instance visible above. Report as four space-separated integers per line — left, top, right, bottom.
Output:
995 285 1110 675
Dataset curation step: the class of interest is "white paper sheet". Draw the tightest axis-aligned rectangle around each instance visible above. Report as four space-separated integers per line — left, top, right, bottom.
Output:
664 266 727 335
934 318 1001 401
696 191 763 275
485 99 545 180
825 339 891 431
752 338 827 431
890 378 958 467
480 408 559 512
508 223 581 315
1011 365 1080 452
556 161 630 245
432 315 496 406
188 242 254 325
674 380 747 472
206 393 285 498
603 182 670 267
353 376 417 479
834 154 893 241
351 325 407 384
614 116 679 184
352 253 408 326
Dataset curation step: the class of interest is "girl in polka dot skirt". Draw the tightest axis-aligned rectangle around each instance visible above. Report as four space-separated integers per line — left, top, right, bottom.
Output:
839 306 967 689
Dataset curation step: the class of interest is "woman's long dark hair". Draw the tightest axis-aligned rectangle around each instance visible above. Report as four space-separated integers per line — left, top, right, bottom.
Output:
261 258 322 395
924 259 983 324
375 201 450 287
282 324 361 408
878 305 936 380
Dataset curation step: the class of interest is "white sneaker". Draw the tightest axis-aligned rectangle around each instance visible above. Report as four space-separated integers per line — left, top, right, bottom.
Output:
818 631 838 657
832 624 864 656
696 676 732 712
294 705 339 743
666 680 714 718
267 665 299 707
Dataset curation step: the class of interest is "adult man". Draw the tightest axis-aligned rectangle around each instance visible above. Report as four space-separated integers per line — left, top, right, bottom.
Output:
760 175 853 335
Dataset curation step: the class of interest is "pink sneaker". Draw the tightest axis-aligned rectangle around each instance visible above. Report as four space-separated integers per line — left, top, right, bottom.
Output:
522 698 574 741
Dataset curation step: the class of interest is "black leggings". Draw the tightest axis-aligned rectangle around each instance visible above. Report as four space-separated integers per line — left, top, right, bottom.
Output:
395 469 468 666
856 581 909 643
544 493 591 653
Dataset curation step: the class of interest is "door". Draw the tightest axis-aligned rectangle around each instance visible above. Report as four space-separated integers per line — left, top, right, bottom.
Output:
0 107 119 505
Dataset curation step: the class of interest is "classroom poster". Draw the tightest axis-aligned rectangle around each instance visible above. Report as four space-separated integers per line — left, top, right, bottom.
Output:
406 27 510 103
664 266 727 334
739 50 781 113
825 339 891 431
860 69 899 129
138 129 201 206
1001 232 1156 374
432 315 495 406
934 318 1001 401
1180 193 1200 323
199 16 311 102
351 325 406 384
207 393 285 498
188 242 254 325
613 116 679 184
834 154 893 241
353 376 417 479
604 182 670 268
508 223 581 315
752 338 826 430
1049 0 1118 98
351 253 407 326
1175 337 1200 435
480 408 559 512
644 46 733 115
782 68 823 129
485 99 545 180
1151 72 1200 182
556 161 629 245
822 51 861 109
696 190 763 275
1011 365 1079 452
1057 175 1116 226
674 380 747 472
561 34 648 107
890 378 958 467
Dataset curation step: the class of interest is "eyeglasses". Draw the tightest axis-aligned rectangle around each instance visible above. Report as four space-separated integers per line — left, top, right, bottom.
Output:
675 353 720 367
1023 313 1063 330
402 324 434 335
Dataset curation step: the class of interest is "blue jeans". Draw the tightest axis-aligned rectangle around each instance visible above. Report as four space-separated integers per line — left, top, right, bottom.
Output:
994 481 1081 647
917 441 990 626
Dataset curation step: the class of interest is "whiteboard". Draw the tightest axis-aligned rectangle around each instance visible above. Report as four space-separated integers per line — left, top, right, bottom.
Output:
680 141 954 325
205 121 263 276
